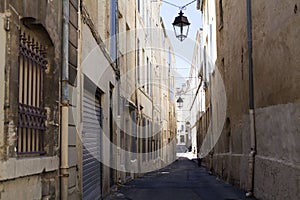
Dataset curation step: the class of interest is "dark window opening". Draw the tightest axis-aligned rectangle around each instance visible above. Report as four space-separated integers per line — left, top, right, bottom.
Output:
17 30 48 155
219 0 224 30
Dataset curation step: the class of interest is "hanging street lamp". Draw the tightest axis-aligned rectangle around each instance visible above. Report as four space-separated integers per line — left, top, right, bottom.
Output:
172 10 190 41
176 96 184 108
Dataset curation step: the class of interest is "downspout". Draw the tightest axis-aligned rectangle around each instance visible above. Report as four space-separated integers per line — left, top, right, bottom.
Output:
115 1 120 113
246 0 256 197
208 62 214 174
61 0 69 199
134 3 141 174
167 45 170 161
115 0 121 183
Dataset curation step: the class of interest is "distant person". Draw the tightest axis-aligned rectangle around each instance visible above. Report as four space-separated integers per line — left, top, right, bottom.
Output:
197 152 203 167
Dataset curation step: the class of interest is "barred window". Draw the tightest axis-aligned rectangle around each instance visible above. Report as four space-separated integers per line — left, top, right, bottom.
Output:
17 31 47 155
180 135 185 143
219 0 224 30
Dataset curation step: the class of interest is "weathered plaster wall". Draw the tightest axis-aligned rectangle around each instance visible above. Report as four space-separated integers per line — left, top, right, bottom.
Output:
81 5 117 194
254 103 300 200
252 0 300 107
212 0 300 199
3 0 62 157
0 175 42 199
0 172 59 199
0 1 62 199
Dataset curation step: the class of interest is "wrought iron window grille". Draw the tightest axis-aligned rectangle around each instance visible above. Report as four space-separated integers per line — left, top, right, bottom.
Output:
17 31 48 155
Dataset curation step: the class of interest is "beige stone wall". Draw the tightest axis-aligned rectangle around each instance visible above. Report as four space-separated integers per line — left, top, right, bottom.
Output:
0 175 42 199
0 172 59 199
0 0 62 199
211 0 300 199
252 1 300 107
80 5 117 195
254 103 300 200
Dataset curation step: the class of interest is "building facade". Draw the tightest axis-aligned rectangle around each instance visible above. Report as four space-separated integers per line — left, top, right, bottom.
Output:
188 30 205 158
196 0 219 171
0 0 176 199
199 0 300 199
175 83 191 148
0 1 63 199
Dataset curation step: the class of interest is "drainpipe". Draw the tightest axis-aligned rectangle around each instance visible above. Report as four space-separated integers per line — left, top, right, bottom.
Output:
61 0 69 199
134 3 141 174
114 0 121 183
246 0 256 197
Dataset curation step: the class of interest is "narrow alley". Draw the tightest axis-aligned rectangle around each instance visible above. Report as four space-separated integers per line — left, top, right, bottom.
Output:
105 157 256 200
0 0 299 200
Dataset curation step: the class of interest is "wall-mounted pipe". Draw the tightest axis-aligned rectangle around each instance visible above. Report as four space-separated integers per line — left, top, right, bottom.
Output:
246 0 256 197
61 0 69 199
116 0 122 184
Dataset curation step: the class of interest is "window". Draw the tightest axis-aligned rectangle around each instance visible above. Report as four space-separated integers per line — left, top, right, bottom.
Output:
110 0 116 59
150 62 152 97
148 120 151 160
219 0 224 30
17 31 47 154
203 46 207 88
142 118 146 161
146 57 149 93
146 9 149 34
131 111 137 159
142 49 145 89
137 0 140 13
137 39 140 84
180 135 185 143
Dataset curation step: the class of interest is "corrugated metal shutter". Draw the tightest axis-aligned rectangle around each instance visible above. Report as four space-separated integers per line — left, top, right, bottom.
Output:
82 90 102 200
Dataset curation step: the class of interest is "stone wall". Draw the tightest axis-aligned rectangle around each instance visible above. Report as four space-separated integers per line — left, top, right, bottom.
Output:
0 0 61 199
254 103 300 200
211 0 300 199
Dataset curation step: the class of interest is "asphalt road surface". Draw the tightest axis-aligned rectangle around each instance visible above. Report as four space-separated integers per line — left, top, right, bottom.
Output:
105 158 257 200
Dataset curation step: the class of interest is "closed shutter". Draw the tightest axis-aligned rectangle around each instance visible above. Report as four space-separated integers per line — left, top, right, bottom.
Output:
82 90 102 200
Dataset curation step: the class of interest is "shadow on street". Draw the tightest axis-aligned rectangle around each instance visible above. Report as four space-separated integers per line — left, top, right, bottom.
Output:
105 158 257 200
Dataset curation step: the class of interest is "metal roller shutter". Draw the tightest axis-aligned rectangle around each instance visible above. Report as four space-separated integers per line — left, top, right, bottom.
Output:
82 90 102 200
